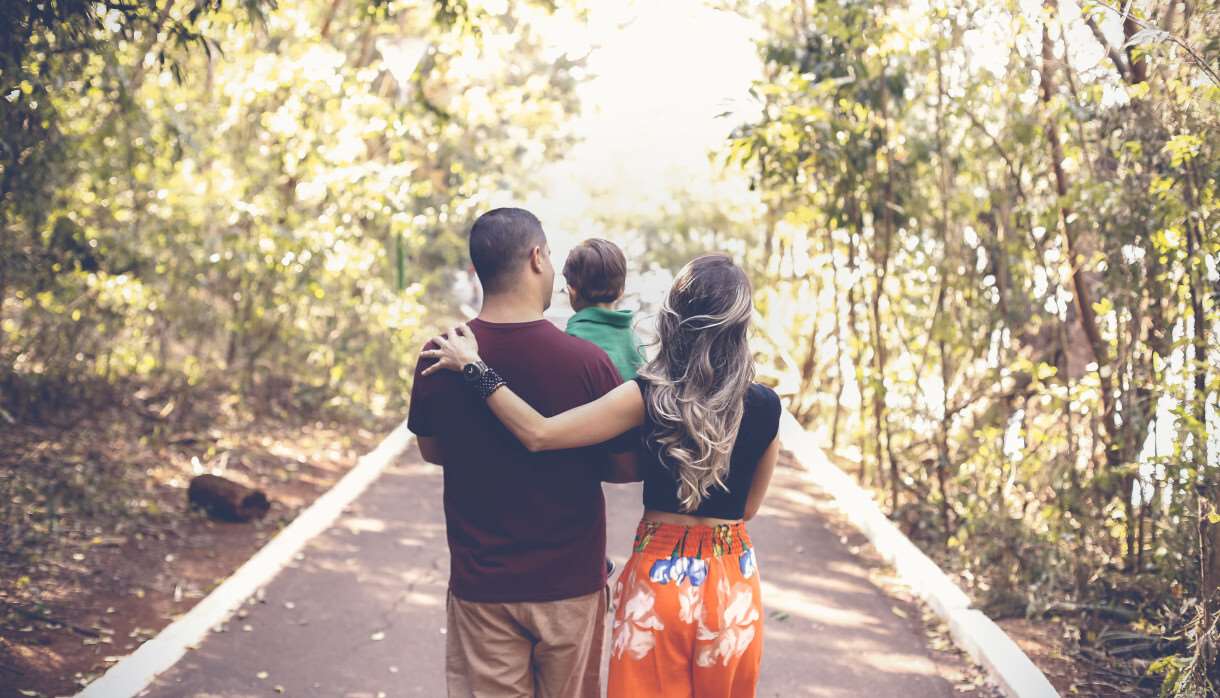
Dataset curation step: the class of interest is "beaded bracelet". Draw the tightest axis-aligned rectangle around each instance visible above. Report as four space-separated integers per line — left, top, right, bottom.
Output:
474 367 506 400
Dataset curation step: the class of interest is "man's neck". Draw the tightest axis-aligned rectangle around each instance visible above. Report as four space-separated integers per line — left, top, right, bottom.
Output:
478 294 544 324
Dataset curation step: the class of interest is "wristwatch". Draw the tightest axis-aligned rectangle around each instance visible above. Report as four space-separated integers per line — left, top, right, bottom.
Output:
462 360 505 399
461 360 490 384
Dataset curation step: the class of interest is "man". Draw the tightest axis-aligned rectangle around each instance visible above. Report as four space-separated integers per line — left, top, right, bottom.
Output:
408 208 637 697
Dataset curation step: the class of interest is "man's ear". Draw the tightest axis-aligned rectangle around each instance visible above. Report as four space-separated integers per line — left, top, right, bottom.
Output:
529 246 545 273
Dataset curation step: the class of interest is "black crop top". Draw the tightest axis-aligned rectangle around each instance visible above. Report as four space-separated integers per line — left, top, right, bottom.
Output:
635 378 782 520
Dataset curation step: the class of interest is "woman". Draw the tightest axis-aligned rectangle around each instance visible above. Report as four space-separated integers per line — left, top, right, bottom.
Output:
422 254 781 698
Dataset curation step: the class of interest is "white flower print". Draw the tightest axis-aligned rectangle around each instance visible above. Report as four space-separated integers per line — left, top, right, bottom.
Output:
611 570 665 661
695 574 760 668
678 582 703 625
722 582 761 628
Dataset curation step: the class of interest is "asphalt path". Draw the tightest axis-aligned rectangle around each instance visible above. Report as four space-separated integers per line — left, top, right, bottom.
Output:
145 442 975 697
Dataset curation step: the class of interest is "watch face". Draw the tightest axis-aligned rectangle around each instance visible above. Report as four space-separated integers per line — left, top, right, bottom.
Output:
463 363 477 377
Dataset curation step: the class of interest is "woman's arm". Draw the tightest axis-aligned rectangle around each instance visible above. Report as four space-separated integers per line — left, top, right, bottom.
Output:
742 436 780 521
486 380 644 451
420 325 646 451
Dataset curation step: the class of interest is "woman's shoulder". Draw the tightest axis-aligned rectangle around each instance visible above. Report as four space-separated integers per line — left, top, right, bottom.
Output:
746 382 780 405
745 383 782 424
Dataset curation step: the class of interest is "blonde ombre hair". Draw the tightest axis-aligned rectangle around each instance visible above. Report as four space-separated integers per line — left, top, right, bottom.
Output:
637 254 755 512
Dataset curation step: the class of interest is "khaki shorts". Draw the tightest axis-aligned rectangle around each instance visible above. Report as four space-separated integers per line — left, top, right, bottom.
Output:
445 589 606 698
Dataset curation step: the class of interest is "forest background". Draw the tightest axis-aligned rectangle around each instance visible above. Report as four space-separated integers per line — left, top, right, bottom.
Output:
1 0 1217 694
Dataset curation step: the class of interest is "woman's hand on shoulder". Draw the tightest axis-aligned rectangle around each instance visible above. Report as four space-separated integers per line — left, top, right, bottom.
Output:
420 323 482 376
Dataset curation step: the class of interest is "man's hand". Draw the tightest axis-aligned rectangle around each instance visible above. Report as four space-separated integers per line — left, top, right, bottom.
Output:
421 324 482 376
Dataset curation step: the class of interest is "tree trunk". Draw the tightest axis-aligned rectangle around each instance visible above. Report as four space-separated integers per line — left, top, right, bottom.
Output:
1186 166 1218 671
798 237 820 408
869 283 888 498
1039 5 1107 371
830 247 845 451
1041 2 1134 565
1122 14 1150 85
0 229 7 367
1194 486 1220 688
320 0 344 40
933 37 955 540
1203 505 1220 619
846 196 867 484
1122 475 1137 571
876 62 898 513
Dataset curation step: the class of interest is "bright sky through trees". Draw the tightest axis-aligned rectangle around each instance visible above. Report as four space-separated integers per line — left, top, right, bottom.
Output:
504 0 765 258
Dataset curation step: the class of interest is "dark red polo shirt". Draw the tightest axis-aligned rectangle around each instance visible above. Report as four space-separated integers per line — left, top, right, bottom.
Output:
407 318 623 603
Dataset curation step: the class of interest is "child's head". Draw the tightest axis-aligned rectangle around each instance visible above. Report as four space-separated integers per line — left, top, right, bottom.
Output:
562 238 627 310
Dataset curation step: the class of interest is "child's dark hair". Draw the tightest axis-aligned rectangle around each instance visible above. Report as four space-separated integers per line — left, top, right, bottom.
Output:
562 238 627 304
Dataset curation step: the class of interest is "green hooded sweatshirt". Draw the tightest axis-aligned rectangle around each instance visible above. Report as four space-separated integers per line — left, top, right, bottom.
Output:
565 306 645 380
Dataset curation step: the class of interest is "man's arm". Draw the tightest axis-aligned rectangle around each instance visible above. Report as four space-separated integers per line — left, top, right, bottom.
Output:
408 342 448 466
417 436 444 466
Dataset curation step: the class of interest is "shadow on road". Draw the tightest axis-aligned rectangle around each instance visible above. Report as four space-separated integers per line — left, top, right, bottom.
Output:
147 446 986 697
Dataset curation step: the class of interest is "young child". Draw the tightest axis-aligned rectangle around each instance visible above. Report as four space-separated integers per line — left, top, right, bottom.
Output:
562 238 645 380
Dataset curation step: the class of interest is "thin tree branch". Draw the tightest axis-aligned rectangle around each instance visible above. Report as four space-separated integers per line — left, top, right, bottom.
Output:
1090 0 1220 87
1077 2 1131 81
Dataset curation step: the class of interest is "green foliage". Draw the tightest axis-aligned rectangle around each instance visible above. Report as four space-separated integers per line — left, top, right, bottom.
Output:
728 0 1220 692
1 0 583 415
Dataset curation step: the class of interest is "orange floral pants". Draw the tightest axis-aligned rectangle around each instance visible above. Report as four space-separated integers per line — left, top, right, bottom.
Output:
608 520 763 698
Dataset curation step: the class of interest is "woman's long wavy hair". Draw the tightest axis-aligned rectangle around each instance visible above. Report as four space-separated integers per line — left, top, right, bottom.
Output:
638 254 755 512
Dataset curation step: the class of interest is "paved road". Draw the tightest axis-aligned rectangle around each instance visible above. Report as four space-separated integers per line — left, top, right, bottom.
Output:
145 442 974 697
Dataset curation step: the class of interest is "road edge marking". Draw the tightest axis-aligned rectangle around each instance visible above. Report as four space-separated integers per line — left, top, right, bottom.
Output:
778 412 1059 698
77 421 415 698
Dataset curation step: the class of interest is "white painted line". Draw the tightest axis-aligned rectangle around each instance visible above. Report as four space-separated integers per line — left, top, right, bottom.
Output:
778 411 1059 698
77 421 415 698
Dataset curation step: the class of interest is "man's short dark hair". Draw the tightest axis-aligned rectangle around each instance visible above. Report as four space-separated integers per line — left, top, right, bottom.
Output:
562 238 626 304
469 208 546 295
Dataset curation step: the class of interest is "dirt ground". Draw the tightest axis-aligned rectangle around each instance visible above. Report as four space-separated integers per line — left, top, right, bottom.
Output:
819 459 1165 697
0 387 383 698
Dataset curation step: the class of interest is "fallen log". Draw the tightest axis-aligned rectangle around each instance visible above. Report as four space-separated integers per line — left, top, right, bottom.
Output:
187 474 270 522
